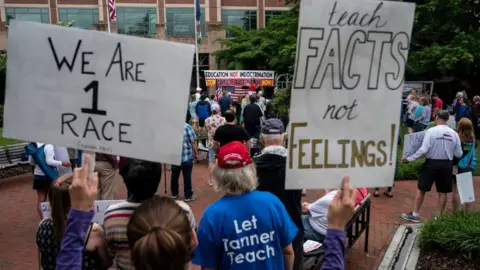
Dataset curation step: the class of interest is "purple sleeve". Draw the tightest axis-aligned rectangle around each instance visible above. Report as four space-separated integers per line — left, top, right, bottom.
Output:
56 209 94 270
321 229 345 270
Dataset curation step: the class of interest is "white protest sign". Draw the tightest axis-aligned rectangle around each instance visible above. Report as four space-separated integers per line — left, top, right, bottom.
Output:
41 200 123 225
447 115 456 130
402 131 426 158
456 172 475 204
54 145 73 176
4 20 195 165
287 0 415 189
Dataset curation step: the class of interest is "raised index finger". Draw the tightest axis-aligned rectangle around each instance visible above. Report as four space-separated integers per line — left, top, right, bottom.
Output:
78 154 92 186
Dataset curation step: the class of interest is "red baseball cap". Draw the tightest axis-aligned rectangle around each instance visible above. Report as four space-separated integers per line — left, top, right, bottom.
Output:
217 141 252 169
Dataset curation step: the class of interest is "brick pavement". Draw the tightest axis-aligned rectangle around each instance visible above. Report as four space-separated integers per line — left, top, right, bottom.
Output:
0 162 479 270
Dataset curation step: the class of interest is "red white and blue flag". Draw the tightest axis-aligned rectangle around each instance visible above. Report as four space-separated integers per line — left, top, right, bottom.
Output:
108 0 116 21
195 0 202 44
216 85 248 101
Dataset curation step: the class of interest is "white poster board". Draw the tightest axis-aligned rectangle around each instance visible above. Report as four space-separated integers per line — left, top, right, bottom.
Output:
54 145 73 175
41 200 123 225
456 172 475 204
287 0 415 189
4 20 195 165
447 115 456 130
402 131 426 158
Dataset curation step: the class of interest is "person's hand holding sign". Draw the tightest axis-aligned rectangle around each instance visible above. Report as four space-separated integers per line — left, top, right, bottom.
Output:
61 161 72 167
69 154 98 212
327 176 356 230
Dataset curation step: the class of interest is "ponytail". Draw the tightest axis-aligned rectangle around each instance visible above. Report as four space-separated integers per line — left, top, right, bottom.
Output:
127 196 192 270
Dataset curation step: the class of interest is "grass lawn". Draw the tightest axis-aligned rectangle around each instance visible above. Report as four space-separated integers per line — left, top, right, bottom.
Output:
0 128 24 146
397 124 480 178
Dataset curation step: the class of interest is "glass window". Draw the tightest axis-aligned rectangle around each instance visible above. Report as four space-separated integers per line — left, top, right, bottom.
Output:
58 8 99 29
117 7 157 37
265 10 286 26
166 8 206 37
221 10 257 38
6 8 50 25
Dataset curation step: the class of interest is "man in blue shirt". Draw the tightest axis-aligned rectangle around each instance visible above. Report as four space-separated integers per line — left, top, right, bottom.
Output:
219 91 232 115
171 123 199 202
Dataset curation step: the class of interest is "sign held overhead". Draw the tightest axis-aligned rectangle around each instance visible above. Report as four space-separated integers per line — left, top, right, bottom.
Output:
287 0 415 189
4 20 195 165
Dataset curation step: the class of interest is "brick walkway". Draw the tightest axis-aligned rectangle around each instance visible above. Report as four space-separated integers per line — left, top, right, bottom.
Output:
0 162 479 270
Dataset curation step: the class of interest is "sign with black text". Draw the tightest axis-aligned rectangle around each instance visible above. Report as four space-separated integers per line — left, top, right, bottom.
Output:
4 20 195 165
403 131 426 158
287 0 415 189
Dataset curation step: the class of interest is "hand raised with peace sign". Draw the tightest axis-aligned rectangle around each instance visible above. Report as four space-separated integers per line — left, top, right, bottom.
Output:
69 154 99 212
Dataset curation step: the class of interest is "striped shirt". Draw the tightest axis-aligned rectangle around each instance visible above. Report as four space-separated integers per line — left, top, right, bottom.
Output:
103 199 196 270
407 124 463 162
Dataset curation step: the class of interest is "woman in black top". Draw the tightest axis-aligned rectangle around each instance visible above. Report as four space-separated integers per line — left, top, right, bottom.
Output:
233 96 243 125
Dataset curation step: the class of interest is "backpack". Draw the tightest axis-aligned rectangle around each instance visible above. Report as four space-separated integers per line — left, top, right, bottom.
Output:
458 142 477 171
465 107 474 121
25 143 59 181
196 101 210 120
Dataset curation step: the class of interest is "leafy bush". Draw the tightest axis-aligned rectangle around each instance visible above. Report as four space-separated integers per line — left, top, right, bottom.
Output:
270 88 291 118
397 159 423 180
419 211 480 259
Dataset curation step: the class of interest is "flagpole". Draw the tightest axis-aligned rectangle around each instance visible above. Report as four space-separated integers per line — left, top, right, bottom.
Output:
194 0 201 90
105 0 111 33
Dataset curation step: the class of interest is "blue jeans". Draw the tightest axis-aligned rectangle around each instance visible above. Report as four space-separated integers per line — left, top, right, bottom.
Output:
171 160 194 198
301 215 325 243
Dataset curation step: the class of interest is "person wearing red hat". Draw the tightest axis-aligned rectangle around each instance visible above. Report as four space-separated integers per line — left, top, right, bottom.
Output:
192 141 298 270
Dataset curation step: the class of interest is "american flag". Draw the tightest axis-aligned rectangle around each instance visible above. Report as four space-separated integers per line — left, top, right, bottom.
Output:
216 85 249 102
195 0 202 44
108 0 116 22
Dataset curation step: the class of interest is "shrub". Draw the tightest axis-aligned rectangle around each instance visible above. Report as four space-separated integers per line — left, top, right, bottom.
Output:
397 160 423 180
419 211 480 259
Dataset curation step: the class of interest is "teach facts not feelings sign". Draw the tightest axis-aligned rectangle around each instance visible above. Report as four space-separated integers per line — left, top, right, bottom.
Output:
286 0 415 189
4 20 195 165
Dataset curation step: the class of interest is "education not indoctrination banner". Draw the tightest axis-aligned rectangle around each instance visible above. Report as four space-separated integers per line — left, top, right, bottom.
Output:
286 0 415 189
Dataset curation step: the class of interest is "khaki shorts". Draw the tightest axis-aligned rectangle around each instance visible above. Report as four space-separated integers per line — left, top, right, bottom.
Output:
191 115 198 123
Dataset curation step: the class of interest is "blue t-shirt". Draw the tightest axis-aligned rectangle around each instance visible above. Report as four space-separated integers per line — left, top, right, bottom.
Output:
219 96 232 114
192 190 298 270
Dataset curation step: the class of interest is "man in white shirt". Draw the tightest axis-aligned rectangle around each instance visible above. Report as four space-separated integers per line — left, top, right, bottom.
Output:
401 110 462 222
301 190 337 243
195 87 202 102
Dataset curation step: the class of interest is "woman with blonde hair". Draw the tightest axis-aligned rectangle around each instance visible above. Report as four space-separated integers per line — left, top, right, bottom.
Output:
127 196 197 270
36 173 111 270
452 118 477 211
192 141 298 270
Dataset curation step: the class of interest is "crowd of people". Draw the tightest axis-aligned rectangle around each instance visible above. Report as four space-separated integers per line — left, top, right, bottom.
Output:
401 90 479 222
26 87 479 270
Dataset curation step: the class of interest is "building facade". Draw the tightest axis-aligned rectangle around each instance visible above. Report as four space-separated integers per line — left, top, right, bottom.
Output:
0 0 291 71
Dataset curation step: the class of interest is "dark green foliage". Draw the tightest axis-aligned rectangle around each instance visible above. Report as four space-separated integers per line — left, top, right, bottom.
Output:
214 7 299 74
270 88 291 118
407 0 480 89
419 211 480 259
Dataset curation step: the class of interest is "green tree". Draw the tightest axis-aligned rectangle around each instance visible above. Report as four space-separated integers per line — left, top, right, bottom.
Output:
214 6 298 74
407 0 480 89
